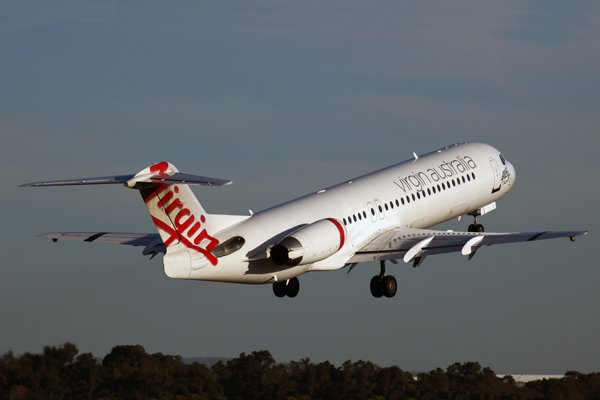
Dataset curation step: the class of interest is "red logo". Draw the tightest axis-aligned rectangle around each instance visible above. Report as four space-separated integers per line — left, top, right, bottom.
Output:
149 161 169 178
143 182 219 266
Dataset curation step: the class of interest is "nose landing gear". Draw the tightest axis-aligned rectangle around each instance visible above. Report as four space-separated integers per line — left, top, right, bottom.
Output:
467 212 485 233
370 260 397 298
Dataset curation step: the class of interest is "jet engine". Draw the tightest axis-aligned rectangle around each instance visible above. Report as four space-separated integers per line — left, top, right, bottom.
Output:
270 218 346 266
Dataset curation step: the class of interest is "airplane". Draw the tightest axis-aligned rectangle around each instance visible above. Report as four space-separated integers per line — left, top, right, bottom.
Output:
20 142 587 298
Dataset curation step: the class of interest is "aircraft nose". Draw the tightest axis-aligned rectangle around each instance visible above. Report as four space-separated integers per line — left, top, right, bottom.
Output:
507 161 516 186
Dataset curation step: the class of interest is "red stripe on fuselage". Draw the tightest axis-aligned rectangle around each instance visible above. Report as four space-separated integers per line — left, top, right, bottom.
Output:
326 218 345 249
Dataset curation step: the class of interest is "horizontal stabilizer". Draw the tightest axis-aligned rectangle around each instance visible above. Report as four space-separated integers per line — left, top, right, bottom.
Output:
37 232 165 256
20 175 137 187
38 232 161 247
154 172 231 186
20 162 232 188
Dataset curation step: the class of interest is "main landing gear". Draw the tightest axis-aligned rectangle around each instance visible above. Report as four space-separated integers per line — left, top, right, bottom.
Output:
370 260 397 298
467 212 485 233
273 277 300 298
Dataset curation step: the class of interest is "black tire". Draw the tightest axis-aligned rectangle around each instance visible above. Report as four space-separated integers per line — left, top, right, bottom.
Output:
468 224 476 232
273 281 287 297
370 276 383 298
382 275 397 298
285 277 300 298
476 224 485 232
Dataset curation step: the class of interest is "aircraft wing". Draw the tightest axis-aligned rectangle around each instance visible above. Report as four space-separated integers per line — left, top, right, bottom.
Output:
37 232 165 254
349 228 588 266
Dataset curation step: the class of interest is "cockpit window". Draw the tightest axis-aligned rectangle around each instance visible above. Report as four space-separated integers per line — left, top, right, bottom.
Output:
500 154 506 165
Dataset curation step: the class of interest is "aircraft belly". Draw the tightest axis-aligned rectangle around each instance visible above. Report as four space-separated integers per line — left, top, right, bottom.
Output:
188 259 308 284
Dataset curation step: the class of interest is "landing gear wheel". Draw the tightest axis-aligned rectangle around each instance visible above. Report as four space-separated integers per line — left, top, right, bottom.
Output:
468 223 484 232
285 277 300 298
273 278 300 297
370 276 384 298
273 281 287 297
382 275 397 298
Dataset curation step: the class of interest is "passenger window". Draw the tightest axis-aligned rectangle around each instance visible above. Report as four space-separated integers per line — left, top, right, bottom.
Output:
452 180 456 187
385 203 389 211
395 199 399 207
462 176 465 183
472 172 475 180
363 211 367 218
428 188 431 195
358 213 362 220
467 174 470 181
442 183 445 190
432 187 436 194
353 215 357 222
343 218 347 225
437 184 441 191
412 194 415 201
417 192 420 199
378 205 383 213
401 198 405 205
371 208 375 216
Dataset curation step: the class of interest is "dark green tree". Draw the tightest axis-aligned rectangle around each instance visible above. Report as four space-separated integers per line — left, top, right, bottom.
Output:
212 350 288 400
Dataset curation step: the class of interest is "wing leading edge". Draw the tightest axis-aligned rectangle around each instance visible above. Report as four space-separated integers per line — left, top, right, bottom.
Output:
349 228 588 266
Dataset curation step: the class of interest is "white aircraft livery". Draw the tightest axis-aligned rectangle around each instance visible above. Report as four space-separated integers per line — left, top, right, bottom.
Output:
21 142 587 298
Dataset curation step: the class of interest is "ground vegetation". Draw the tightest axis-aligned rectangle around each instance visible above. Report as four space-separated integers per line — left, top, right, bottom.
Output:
1 343 598 399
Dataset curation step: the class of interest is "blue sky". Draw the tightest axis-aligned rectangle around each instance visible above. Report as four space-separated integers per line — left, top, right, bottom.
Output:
2 1 599 374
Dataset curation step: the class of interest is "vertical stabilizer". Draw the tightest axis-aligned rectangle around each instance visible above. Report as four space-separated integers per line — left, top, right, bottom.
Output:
135 162 223 278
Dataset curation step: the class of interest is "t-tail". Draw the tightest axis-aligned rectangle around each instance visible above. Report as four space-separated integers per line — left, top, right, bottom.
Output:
132 162 225 278
20 161 232 279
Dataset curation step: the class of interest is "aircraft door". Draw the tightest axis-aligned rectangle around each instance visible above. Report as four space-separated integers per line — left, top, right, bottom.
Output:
367 202 377 222
374 199 385 220
490 159 501 193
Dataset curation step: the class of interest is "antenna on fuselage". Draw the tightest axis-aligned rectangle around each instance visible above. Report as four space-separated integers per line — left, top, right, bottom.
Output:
412 152 419 163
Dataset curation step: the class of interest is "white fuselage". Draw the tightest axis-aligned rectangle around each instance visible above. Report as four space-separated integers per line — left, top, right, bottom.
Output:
187 142 515 284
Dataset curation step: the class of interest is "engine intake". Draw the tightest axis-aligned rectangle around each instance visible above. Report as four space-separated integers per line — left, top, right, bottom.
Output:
270 218 346 266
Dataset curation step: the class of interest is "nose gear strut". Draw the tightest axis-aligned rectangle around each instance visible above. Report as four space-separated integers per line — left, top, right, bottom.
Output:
467 211 485 233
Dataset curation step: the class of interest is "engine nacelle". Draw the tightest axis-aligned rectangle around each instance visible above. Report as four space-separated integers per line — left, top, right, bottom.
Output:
270 218 346 266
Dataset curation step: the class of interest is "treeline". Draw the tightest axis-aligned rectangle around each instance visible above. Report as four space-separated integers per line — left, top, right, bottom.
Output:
1 343 599 400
